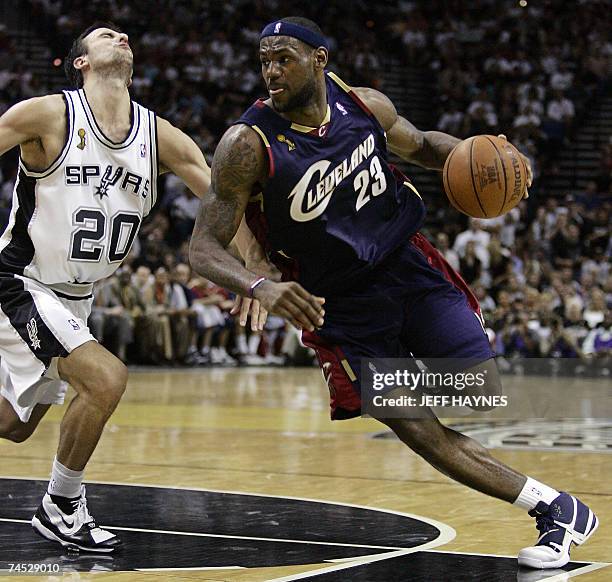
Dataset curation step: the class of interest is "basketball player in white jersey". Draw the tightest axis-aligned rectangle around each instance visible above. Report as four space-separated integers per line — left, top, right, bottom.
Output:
0 22 274 552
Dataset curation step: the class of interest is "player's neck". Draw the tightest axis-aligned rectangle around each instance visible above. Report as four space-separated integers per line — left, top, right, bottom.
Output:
279 82 328 128
82 77 131 129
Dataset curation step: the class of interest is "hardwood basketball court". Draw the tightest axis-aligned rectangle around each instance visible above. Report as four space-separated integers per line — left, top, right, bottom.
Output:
0 366 609 581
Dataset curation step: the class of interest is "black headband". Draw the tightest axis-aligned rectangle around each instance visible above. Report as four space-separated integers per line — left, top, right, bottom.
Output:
260 21 328 50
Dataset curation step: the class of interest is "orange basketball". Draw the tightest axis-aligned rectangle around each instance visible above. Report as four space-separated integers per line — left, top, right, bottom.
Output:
442 135 527 218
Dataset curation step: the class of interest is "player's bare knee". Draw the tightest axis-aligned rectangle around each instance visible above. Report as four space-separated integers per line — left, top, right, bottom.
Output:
75 359 127 414
97 360 127 406
0 411 17 440
0 418 32 443
5 425 34 443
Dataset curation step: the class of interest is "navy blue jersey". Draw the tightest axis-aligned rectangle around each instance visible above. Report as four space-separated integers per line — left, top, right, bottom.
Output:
236 72 426 295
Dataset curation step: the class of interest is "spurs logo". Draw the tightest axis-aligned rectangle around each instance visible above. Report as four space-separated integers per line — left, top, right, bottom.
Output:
95 165 124 199
277 134 295 151
26 317 41 350
77 128 86 150
274 22 281 33
66 165 149 199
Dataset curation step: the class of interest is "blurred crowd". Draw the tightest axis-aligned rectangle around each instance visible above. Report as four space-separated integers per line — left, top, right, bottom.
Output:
429 204 610 369
390 0 611 183
0 1 609 371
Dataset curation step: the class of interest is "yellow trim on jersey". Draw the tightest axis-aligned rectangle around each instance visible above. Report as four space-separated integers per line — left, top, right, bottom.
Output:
251 125 271 147
327 71 352 93
341 359 357 382
249 191 265 213
404 181 422 200
290 105 331 133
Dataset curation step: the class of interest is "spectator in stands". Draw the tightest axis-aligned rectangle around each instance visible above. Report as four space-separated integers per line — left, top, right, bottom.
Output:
401 19 427 64
168 186 200 247
437 101 464 137
171 263 207 365
454 219 491 269
473 283 496 314
584 289 607 329
503 313 542 357
89 269 137 362
188 276 237 365
544 90 575 147
582 311 611 367
435 232 459 271
459 240 482 285
550 62 574 92
549 218 583 267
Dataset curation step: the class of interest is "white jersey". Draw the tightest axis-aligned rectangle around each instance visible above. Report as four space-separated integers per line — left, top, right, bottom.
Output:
0 89 158 298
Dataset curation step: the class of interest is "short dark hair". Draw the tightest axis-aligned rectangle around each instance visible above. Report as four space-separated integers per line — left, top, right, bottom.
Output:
64 21 123 88
279 16 324 47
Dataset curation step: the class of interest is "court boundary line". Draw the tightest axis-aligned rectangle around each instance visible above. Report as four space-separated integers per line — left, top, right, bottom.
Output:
0 517 413 552
265 552 611 582
136 566 246 571
0 476 455 573
0 478 607 579
549 563 611 580
0 475 455 541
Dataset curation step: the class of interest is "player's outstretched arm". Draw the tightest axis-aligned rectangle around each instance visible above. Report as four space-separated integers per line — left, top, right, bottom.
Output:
157 117 276 263
0 95 65 158
157 117 212 197
353 87 460 171
354 87 533 191
157 117 284 330
189 124 325 332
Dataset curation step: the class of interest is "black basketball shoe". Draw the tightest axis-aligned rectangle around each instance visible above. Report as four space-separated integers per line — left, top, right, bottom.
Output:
31 485 121 553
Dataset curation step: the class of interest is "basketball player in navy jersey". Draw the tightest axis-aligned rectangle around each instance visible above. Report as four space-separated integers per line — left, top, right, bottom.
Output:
190 17 599 569
0 22 267 552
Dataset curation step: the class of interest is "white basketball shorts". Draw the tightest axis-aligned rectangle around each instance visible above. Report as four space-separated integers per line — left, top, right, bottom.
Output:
0 275 95 422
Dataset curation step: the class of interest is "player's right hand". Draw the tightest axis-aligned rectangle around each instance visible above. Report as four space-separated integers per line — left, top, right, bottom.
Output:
253 280 325 332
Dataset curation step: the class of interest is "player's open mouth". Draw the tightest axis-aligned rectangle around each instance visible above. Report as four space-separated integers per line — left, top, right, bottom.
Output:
269 88 285 96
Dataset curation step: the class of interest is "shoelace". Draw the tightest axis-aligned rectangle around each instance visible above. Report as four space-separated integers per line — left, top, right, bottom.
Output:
70 486 95 527
529 509 556 536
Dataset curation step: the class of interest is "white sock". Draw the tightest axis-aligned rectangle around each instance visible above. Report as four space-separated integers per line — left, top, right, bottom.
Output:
513 477 559 511
248 334 260 355
236 334 248 354
47 456 84 499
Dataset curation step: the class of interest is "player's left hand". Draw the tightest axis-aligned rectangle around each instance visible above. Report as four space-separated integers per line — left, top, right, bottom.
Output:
232 251 282 330
231 295 268 331
497 134 532 199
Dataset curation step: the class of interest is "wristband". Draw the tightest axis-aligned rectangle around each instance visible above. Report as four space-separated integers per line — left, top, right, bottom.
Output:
248 277 267 298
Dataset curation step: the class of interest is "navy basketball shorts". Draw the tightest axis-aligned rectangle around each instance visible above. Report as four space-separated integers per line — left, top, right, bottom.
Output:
302 233 494 420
